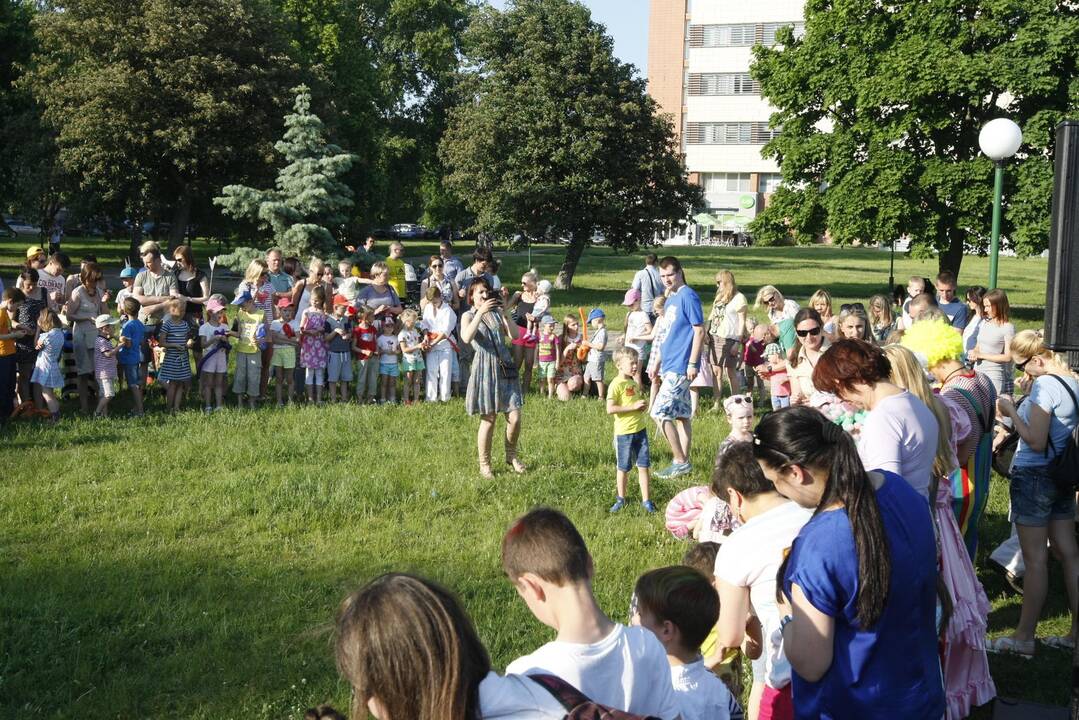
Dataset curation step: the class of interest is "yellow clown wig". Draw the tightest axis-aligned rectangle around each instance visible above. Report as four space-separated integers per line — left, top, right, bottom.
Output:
900 318 965 369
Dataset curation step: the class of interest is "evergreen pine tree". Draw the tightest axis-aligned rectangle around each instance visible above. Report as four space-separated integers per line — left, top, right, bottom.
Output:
215 86 357 267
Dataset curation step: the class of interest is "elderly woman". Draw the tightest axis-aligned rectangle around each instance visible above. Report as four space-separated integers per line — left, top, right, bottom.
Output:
787 308 829 405
355 261 403 330
64 261 109 413
812 339 940 500
755 285 799 353
461 277 524 477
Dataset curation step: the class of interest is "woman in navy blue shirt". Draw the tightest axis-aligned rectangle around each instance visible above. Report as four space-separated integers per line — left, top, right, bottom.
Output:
751 406 944 719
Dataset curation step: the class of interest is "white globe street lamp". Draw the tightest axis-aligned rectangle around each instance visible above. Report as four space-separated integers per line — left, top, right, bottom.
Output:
978 118 1022 288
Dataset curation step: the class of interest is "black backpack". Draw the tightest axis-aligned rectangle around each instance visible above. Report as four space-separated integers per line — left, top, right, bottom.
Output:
1045 375 1079 493
528 674 662 720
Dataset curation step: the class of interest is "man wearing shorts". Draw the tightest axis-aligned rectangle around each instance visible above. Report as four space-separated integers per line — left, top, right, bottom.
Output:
651 256 704 479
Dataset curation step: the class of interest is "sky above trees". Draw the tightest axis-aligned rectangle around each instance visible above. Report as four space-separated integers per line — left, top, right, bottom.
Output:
486 0 648 73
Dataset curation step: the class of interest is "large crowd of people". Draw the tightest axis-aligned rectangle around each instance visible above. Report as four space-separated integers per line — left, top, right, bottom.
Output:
1 240 1077 719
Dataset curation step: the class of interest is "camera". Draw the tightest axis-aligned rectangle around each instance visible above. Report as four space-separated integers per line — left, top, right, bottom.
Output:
484 289 502 306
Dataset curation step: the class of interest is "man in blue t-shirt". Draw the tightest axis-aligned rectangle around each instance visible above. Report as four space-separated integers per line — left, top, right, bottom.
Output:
934 271 967 331
650 256 704 479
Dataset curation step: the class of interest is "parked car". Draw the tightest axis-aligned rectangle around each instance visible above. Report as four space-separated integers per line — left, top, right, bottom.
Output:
391 223 425 239
3 216 42 236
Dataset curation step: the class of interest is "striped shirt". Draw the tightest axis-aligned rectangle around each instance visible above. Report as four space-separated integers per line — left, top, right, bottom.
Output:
94 335 118 379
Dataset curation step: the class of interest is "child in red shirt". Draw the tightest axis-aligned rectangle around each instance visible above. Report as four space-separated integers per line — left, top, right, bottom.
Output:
351 307 379 403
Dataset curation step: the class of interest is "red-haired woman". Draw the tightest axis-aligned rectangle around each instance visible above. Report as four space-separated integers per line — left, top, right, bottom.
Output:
812 339 940 500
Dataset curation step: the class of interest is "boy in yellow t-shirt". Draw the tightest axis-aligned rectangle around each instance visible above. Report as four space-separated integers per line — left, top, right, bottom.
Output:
385 241 408 299
606 347 654 513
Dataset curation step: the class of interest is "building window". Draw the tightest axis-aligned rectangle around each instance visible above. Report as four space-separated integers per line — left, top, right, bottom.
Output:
701 173 753 193
687 73 760 96
685 122 780 145
758 173 782 193
688 21 805 49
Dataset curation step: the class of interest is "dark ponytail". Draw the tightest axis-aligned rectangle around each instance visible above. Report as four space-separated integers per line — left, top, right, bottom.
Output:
753 406 891 627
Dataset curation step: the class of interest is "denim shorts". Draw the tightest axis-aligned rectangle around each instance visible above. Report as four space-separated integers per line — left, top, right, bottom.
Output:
1009 464 1078 527
615 428 650 472
119 363 141 387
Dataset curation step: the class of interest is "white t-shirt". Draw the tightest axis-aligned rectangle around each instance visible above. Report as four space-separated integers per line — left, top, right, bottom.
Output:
715 500 812 689
478 672 568 719
505 624 680 718
398 327 423 362
199 321 231 350
37 268 66 310
270 318 299 349
858 390 940 498
624 310 651 353
377 334 398 362
671 658 741 720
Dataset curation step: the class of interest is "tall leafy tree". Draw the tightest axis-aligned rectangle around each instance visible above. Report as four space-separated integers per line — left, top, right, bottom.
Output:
273 0 471 230
215 86 357 267
23 0 297 257
750 0 1079 278
0 0 65 235
441 0 700 288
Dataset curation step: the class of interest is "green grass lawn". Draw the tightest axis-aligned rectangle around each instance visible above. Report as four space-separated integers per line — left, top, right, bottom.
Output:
0 238 1068 718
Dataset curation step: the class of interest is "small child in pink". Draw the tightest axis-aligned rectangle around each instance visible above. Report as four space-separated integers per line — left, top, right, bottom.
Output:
535 316 561 398
757 342 791 410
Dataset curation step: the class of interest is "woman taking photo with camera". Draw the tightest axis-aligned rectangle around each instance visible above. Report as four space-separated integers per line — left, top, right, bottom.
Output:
460 276 525 478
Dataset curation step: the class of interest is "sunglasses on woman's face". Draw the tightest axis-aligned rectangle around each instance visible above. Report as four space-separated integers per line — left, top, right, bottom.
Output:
1016 357 1032 372
431 263 443 268
796 326 822 338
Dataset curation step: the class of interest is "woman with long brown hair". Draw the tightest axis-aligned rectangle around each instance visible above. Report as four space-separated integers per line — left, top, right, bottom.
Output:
968 288 1014 396
786 308 828 405
708 270 747 403
332 573 566 720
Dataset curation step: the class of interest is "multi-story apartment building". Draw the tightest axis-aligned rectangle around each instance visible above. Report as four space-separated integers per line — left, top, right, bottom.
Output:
648 0 804 240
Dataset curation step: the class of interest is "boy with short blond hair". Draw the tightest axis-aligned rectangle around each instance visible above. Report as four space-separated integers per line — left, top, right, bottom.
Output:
606 347 653 513
632 566 743 720
501 507 679 718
